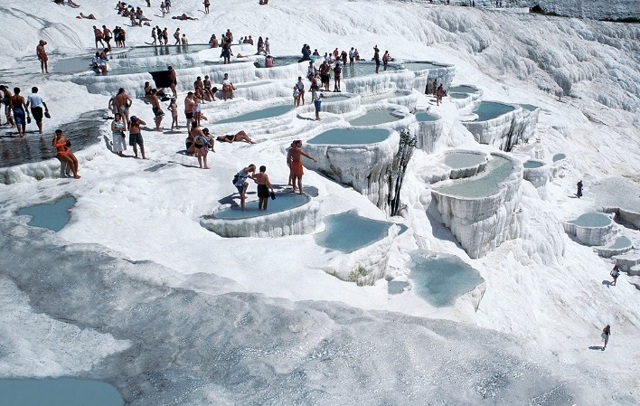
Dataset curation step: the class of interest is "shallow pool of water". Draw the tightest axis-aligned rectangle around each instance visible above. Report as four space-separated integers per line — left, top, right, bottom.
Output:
0 110 103 168
449 92 469 99
448 85 478 94
523 160 544 169
0 378 123 406
348 110 401 126
216 105 294 124
402 62 446 71
255 56 301 68
569 212 612 228
415 112 438 122
608 236 632 249
121 44 210 59
308 128 390 145
435 156 514 198
18 196 75 232
410 253 484 307
388 280 410 295
472 102 515 121
552 153 566 162
519 103 539 112
212 193 308 220
444 152 486 169
339 62 399 79
314 211 391 253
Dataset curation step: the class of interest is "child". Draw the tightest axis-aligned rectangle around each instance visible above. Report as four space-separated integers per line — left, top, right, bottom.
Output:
167 98 178 130
293 85 300 107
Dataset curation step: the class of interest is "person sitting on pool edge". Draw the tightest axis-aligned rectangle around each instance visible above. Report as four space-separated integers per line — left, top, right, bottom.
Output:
213 130 255 144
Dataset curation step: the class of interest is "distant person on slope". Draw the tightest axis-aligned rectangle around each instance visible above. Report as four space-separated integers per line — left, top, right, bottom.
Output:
610 265 620 286
576 180 583 198
601 325 610 351
36 40 49 74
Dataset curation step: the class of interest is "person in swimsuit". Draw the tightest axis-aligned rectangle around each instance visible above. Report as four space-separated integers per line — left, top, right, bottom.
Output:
333 61 342 92
149 89 164 131
167 98 179 130
310 82 322 121
115 88 132 131
52 129 80 179
191 122 211 169
102 26 112 51
36 40 49 74
10 88 30 138
215 130 255 144
373 45 381 74
286 140 316 194
233 164 256 210
254 165 275 210
203 75 216 101
168 66 177 98
110 113 127 156
128 116 147 159
184 91 196 126
0 86 15 128
222 73 235 101
94 25 105 49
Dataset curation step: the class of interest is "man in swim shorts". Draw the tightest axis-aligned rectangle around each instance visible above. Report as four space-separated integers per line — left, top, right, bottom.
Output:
10 87 30 138
128 116 147 159
184 91 196 126
148 88 164 131
286 140 317 194
233 164 256 210
36 40 49 74
115 88 132 130
254 165 275 210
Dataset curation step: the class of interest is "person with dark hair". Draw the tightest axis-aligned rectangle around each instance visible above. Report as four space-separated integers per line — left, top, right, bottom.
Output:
254 165 275 210
36 40 48 74
26 87 49 135
10 87 29 137
286 140 317 194
115 88 132 130
149 89 164 131
203 0 210 14
215 130 255 144
52 129 80 179
168 66 177 98
610 265 620 286
373 44 381 74
233 164 256 210
110 113 127 156
310 81 322 121
102 26 112 51
128 116 147 159
576 180 583 198
601 325 611 350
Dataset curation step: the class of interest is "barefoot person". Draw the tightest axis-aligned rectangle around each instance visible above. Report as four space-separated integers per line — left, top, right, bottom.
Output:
222 73 235 101
184 91 196 127
148 89 164 131
601 325 611 351
254 165 275 210
233 164 256 210
215 130 255 144
286 140 317 194
52 129 80 179
36 40 49 74
115 88 132 131
128 116 147 159
168 66 178 99
191 122 211 169
110 113 127 156
10 88 30 138
26 87 49 135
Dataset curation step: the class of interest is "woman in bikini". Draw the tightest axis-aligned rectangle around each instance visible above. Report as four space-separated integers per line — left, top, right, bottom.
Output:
52 129 80 179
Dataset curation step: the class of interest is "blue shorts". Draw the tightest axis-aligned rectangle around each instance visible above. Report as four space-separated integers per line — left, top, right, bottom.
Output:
13 109 25 126
314 100 321 112
236 184 245 195
129 132 144 146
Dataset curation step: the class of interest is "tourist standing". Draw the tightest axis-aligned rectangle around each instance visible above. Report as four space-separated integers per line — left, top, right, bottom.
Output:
111 113 127 156
94 25 105 49
149 89 164 131
295 77 305 105
103 26 112 51
184 91 196 126
233 164 256 210
287 140 317 194
115 88 132 131
128 116 147 159
203 0 210 14
168 65 178 98
191 122 210 169
26 87 49 135
36 40 49 74
311 82 322 121
382 50 391 71
333 61 342 92
167 98 178 130
0 86 15 128
576 180 583 198
610 265 620 286
373 45 381 74
601 325 611 351
254 165 275 210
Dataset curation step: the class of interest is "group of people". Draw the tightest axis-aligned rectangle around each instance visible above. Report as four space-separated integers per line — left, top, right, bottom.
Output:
1 85 50 137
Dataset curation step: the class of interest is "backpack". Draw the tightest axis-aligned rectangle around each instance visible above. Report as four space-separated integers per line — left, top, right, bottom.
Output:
232 173 239 185
194 135 207 147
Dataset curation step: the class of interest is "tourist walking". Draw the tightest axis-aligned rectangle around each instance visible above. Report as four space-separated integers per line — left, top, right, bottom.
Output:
610 265 620 286
36 40 49 74
10 88 30 138
148 89 164 131
576 180 583 198
111 113 127 156
287 140 317 194
233 164 256 210
311 82 322 121
26 87 49 135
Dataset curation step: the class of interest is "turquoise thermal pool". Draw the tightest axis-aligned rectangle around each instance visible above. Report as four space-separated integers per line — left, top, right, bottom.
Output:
18 196 76 232
449 93 470 99
388 280 410 295
314 211 391 253
308 128 390 145
340 62 399 79
212 193 309 220
415 112 438 122
435 156 515 198
216 105 294 124
409 253 484 307
444 152 486 169
552 153 566 162
608 236 632 249
519 104 539 111
472 102 516 121
255 56 301 68
402 62 446 71
121 44 210 58
448 85 477 94
568 213 612 228
523 160 544 169
348 110 402 126
0 378 124 406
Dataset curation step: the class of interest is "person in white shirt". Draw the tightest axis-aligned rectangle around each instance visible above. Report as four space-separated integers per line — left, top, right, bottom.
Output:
26 87 49 135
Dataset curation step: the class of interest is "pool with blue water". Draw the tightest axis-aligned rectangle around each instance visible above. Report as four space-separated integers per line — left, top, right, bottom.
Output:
215 105 294 124
472 102 515 121
308 128 390 145
315 211 391 253
0 378 123 406
213 193 309 220
18 196 76 232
